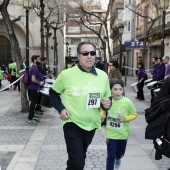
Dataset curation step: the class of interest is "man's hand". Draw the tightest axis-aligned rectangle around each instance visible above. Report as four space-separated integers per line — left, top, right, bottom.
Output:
102 98 111 109
60 109 70 120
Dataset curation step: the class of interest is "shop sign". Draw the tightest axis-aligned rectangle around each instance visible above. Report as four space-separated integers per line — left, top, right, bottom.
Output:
125 41 149 48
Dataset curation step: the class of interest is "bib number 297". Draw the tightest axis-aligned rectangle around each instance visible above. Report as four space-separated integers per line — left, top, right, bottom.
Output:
86 93 100 109
88 99 97 105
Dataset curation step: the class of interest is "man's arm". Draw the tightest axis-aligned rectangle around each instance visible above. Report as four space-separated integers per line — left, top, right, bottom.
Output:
49 88 65 114
100 97 112 110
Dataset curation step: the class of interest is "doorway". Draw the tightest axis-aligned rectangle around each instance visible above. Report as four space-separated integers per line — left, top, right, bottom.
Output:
0 36 11 67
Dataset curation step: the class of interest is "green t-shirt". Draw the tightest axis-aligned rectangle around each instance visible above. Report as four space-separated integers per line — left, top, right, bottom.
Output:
0 70 4 80
52 66 111 131
9 62 17 76
106 97 136 139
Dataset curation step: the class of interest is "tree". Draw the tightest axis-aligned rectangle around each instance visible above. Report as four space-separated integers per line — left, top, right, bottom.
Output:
0 0 29 112
65 0 112 73
33 0 69 76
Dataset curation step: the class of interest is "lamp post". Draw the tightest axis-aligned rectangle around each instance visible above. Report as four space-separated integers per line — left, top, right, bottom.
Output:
44 23 52 63
53 28 57 76
118 24 124 73
23 0 32 71
160 0 170 57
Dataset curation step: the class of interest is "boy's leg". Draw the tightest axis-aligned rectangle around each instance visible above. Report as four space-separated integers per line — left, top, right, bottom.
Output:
116 139 127 159
106 139 117 170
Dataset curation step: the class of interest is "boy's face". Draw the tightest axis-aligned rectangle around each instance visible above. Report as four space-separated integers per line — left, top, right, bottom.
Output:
111 84 123 99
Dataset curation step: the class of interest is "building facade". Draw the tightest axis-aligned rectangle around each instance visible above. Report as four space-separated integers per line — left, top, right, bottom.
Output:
0 0 65 73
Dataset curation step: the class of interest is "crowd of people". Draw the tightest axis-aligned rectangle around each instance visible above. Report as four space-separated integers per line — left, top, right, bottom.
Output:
1 41 170 170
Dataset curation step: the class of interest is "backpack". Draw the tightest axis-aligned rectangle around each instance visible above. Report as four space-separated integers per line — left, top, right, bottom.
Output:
23 72 30 86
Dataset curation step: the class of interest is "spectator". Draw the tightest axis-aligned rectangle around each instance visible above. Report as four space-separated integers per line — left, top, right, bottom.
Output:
162 55 170 78
27 55 44 123
108 60 122 82
136 62 147 100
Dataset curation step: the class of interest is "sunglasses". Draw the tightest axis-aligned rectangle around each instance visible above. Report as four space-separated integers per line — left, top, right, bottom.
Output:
79 51 96 56
108 65 112 66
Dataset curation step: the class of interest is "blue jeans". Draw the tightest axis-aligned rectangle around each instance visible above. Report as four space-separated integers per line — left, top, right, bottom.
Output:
106 139 127 170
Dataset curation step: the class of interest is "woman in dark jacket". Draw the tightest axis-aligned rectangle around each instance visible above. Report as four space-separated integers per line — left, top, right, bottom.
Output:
136 62 147 100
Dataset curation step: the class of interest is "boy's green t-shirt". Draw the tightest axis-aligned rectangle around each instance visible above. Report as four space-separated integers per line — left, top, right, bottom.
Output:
52 66 111 131
106 97 136 139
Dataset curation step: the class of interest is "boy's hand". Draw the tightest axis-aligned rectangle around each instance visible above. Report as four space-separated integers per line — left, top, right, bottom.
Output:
119 114 126 122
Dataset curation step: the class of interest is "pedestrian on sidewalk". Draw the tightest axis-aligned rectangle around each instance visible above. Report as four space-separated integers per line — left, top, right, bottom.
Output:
49 41 112 170
136 62 147 100
101 78 137 170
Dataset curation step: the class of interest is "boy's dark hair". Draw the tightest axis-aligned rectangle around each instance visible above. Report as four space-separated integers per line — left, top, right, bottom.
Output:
110 78 124 89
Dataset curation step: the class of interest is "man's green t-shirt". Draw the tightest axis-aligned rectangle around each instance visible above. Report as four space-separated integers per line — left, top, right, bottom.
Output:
106 97 136 139
52 66 111 131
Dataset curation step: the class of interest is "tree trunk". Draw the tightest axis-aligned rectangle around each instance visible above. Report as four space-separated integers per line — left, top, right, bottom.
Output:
0 0 29 112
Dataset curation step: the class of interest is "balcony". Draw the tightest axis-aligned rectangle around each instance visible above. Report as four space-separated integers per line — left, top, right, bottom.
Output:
136 24 147 39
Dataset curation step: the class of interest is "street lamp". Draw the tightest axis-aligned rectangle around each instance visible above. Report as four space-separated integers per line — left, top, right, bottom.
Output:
23 0 32 71
118 24 124 73
44 23 52 63
160 0 170 57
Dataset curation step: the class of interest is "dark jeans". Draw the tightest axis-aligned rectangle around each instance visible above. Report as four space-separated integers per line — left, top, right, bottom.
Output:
137 81 144 99
106 139 127 170
35 92 42 111
16 78 20 92
63 122 96 170
28 89 39 120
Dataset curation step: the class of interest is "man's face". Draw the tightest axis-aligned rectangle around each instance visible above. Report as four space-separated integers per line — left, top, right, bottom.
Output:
77 44 96 71
162 57 168 64
152 58 156 64
157 59 161 65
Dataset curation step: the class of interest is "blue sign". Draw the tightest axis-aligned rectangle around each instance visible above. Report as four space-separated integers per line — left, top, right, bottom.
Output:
125 41 149 48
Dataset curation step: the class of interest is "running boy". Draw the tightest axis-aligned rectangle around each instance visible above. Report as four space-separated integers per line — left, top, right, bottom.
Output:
101 78 137 170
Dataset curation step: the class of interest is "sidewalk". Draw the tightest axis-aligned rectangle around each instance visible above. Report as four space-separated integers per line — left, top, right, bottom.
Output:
0 78 169 170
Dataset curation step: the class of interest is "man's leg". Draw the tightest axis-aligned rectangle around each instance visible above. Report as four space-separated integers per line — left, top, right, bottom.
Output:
63 122 95 170
28 90 39 120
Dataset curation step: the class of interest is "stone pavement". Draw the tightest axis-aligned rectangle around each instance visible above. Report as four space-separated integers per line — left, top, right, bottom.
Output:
0 77 169 170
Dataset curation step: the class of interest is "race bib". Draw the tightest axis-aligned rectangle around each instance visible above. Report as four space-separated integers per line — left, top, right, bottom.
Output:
86 93 100 109
107 117 123 130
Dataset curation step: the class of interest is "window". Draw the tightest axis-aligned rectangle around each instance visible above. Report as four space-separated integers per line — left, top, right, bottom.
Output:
128 21 131 31
117 10 123 19
83 25 100 31
84 0 101 6
70 38 81 45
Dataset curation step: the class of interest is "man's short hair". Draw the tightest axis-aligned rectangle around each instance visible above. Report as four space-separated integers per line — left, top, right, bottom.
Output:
164 56 169 61
77 41 96 54
31 55 40 62
109 60 119 68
